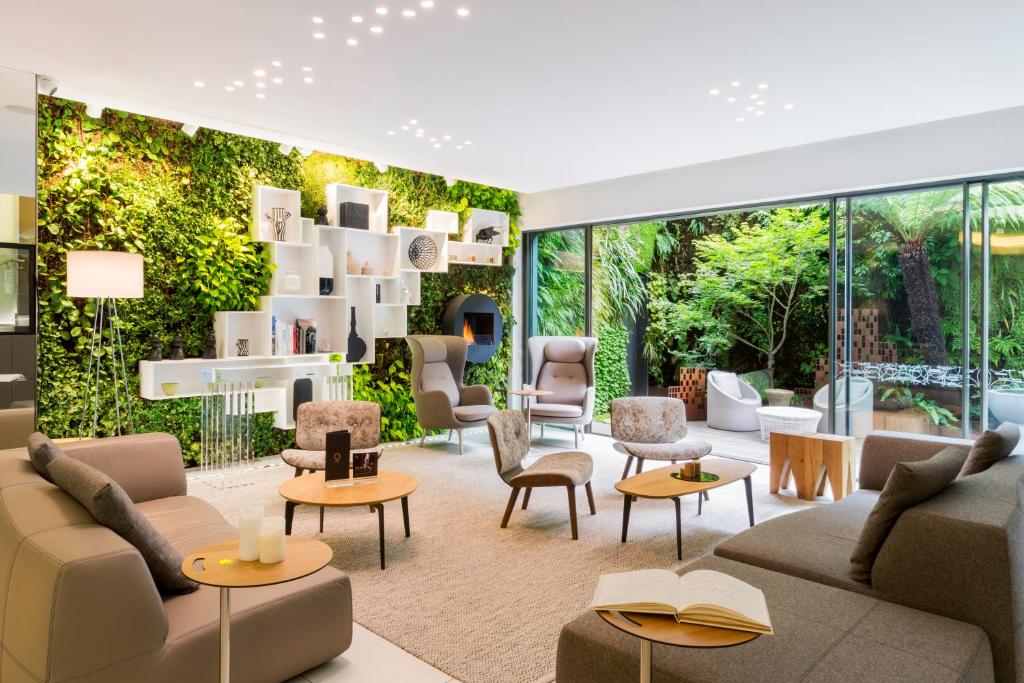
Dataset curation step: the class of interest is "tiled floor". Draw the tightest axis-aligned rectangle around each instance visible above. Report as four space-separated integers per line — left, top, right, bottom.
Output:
287 624 458 682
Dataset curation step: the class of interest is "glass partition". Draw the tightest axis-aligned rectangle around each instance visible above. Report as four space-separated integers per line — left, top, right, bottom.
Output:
530 228 585 337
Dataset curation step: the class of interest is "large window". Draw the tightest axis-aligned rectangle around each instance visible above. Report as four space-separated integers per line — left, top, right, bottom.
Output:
529 228 585 337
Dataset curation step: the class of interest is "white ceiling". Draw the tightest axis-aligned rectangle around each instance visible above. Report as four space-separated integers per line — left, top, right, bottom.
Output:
2 0 1023 192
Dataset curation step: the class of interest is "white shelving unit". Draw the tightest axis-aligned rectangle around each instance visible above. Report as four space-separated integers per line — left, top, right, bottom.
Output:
447 207 508 267
252 185 303 243
426 210 460 234
398 226 449 273
463 208 511 247
326 183 388 233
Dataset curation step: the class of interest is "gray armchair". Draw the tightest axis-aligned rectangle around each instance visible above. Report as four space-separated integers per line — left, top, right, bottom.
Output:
525 336 597 447
406 335 497 454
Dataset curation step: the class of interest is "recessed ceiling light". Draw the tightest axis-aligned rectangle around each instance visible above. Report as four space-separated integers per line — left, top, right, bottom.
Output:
433 143 441 148
745 106 754 111
193 81 205 88
256 82 266 89
272 77 283 84
429 137 437 142
387 130 395 135
415 128 424 133
402 9 416 17
253 69 266 77
726 97 736 103
375 6 388 15
443 134 451 140
735 117 744 122
708 88 720 95
421 0 434 7
410 118 419 124
225 86 235 92
457 7 470 17
312 16 323 24
757 83 769 89
256 93 266 99
313 32 325 38
302 67 313 72
463 140 472 145
756 100 765 106
352 15 364 23
415 132 424 138
730 81 741 87
456 145 463 150
370 25 383 33
401 125 409 130
783 102 794 110
271 60 282 67
755 110 765 116
749 94 757 99
304 76 314 84
347 38 358 46
233 80 244 86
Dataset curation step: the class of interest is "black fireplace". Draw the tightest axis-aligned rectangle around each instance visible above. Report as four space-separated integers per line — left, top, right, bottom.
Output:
442 294 503 363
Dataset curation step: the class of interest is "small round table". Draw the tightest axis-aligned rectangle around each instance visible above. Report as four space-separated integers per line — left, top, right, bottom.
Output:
278 470 418 570
754 406 822 442
597 610 760 683
509 388 553 437
181 537 332 683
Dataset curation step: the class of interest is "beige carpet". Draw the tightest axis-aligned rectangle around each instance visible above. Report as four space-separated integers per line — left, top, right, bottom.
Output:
191 429 817 683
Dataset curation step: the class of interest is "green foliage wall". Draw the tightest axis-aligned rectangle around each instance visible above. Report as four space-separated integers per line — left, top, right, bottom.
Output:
593 324 630 416
36 98 520 457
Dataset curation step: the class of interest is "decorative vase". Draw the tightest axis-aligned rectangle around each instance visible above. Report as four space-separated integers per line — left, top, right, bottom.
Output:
264 207 292 241
319 278 334 296
147 334 162 362
408 234 438 270
318 246 334 295
201 334 217 359
375 283 381 303
236 338 250 357
347 306 367 362
169 335 185 361
282 271 301 294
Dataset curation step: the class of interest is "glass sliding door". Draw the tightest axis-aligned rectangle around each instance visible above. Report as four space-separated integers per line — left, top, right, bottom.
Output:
529 228 586 337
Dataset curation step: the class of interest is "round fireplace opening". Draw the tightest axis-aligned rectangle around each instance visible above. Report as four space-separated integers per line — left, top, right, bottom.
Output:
442 294 504 363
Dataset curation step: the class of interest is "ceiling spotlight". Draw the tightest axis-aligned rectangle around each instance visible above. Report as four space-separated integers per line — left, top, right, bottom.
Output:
730 80 741 87
370 25 383 33
376 6 388 15
256 93 266 99
410 118 419 124
312 16 324 24
445 177 456 187
347 38 358 46
755 110 765 116
456 7 470 16
279 143 294 155
745 106 754 111
271 60 283 67
735 117 745 122
302 67 313 72
433 143 441 149
253 69 266 77
233 80 244 86
726 97 736 103
402 9 416 17
304 76 315 84
256 82 266 89
749 94 757 99
375 161 390 172
429 137 437 142
352 15 364 22
181 123 199 137
85 102 104 119
401 125 409 130
387 130 395 135
443 134 451 140
272 77 283 84
421 0 434 7
313 31 325 38
757 83 769 89
783 102 794 110
463 140 472 145
708 88 720 96
193 80 205 88
225 86 235 92
415 132 424 138
456 145 463 150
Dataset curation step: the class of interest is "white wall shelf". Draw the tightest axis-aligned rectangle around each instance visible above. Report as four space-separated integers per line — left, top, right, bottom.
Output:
448 241 503 267
326 183 388 233
397 227 449 273
426 210 460 234
252 185 303 243
463 208 510 248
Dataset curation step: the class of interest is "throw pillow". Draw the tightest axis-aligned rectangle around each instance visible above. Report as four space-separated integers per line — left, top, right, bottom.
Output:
849 446 967 583
715 373 743 399
959 422 1021 477
48 456 197 595
27 432 64 483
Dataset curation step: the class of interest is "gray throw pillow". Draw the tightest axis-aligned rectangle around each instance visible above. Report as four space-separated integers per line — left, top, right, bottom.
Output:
959 422 1020 477
849 446 967 583
48 456 197 595
27 432 64 483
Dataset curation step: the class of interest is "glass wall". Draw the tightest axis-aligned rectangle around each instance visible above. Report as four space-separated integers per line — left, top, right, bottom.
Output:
529 228 585 337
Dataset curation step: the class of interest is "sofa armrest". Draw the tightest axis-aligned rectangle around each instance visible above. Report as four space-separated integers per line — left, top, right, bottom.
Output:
61 433 186 503
459 384 493 407
414 390 458 430
859 431 973 490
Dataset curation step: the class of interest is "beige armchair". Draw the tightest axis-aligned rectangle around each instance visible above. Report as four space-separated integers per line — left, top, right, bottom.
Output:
525 336 597 447
407 335 497 454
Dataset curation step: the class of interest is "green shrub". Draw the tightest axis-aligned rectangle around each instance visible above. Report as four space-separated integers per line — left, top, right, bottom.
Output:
594 324 631 416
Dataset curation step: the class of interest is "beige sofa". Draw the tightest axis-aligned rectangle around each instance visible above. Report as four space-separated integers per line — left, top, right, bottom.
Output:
0 433 353 683
558 431 1022 682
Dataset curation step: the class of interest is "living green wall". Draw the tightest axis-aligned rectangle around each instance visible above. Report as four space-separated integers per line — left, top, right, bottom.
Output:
36 98 520 462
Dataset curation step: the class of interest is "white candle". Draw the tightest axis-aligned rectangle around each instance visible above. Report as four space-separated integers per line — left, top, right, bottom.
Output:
259 516 286 564
238 505 263 562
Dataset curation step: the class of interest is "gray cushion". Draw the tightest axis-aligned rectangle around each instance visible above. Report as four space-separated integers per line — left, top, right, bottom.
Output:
849 446 967 583
544 338 585 363
420 362 460 405
618 439 712 461
48 456 198 595
418 336 448 362
452 404 498 423
511 451 593 486
530 402 584 418
960 421 1020 477
537 362 587 405
27 431 64 483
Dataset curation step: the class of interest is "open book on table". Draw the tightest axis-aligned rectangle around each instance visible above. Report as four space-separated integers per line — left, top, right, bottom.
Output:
590 569 773 635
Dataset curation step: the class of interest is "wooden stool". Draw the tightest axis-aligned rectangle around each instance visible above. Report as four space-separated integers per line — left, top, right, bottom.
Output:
769 432 855 501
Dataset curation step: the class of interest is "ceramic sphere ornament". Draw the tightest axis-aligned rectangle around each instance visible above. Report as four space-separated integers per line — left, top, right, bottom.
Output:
408 235 438 270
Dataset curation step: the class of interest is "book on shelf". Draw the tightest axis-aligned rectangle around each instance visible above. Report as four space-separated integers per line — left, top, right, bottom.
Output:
590 569 773 635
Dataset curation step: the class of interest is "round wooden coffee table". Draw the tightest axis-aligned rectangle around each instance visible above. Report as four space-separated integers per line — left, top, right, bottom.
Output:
597 609 759 683
182 537 332 683
278 470 418 570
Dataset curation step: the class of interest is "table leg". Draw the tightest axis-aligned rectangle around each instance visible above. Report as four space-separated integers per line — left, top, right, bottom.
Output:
526 398 532 440
377 502 386 570
219 587 230 683
621 494 632 543
319 506 324 533
672 497 682 560
639 638 652 683
401 496 411 537
744 475 755 527
284 501 297 535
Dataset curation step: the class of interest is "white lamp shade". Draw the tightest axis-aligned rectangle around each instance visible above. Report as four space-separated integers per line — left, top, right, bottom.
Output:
66 251 144 298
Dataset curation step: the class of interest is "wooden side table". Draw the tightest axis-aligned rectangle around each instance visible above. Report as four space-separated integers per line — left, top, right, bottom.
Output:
597 610 759 683
509 388 553 439
769 432 855 501
181 537 332 683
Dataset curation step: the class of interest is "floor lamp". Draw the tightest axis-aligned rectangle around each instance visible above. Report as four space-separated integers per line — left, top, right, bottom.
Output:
66 251 144 438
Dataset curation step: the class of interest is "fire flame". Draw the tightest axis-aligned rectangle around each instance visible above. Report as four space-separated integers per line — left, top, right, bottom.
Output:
463 319 476 345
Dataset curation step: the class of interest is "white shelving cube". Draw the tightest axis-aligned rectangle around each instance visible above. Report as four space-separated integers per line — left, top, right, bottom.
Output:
259 295 349 357
252 185 303 243
214 311 272 358
448 241 503 267
426 210 459 233
343 229 400 278
463 208 510 247
315 226 348 298
326 183 389 233
398 227 449 273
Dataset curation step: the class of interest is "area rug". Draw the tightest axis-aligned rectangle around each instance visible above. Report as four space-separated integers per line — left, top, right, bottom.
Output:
191 430 816 683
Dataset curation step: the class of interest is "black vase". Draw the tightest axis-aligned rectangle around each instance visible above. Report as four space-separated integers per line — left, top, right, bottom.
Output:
347 306 367 362
319 277 334 296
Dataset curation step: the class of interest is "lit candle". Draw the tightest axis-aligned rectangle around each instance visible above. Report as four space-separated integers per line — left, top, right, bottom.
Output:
259 516 286 564
238 505 263 561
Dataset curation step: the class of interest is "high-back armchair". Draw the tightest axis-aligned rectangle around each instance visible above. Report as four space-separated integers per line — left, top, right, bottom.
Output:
406 335 497 454
526 336 597 447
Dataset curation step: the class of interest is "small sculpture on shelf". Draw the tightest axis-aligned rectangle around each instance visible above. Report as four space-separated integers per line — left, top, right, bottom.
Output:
315 205 329 226
361 261 373 276
319 246 334 295
147 334 162 362
264 207 292 242
408 234 438 270
201 334 217 359
235 338 250 357
347 306 367 362
169 335 185 361
400 280 410 304
475 226 500 244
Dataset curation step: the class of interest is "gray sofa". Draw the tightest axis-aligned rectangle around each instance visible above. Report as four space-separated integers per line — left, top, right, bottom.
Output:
0 433 353 683
558 430 1022 682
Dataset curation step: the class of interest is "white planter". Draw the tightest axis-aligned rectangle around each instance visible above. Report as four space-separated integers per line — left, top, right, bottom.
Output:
989 389 1024 425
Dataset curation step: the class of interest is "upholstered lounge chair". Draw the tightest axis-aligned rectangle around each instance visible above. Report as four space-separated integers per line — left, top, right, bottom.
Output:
525 336 597 447
407 335 497 454
706 370 762 431
487 410 595 539
611 396 713 477
813 376 874 438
